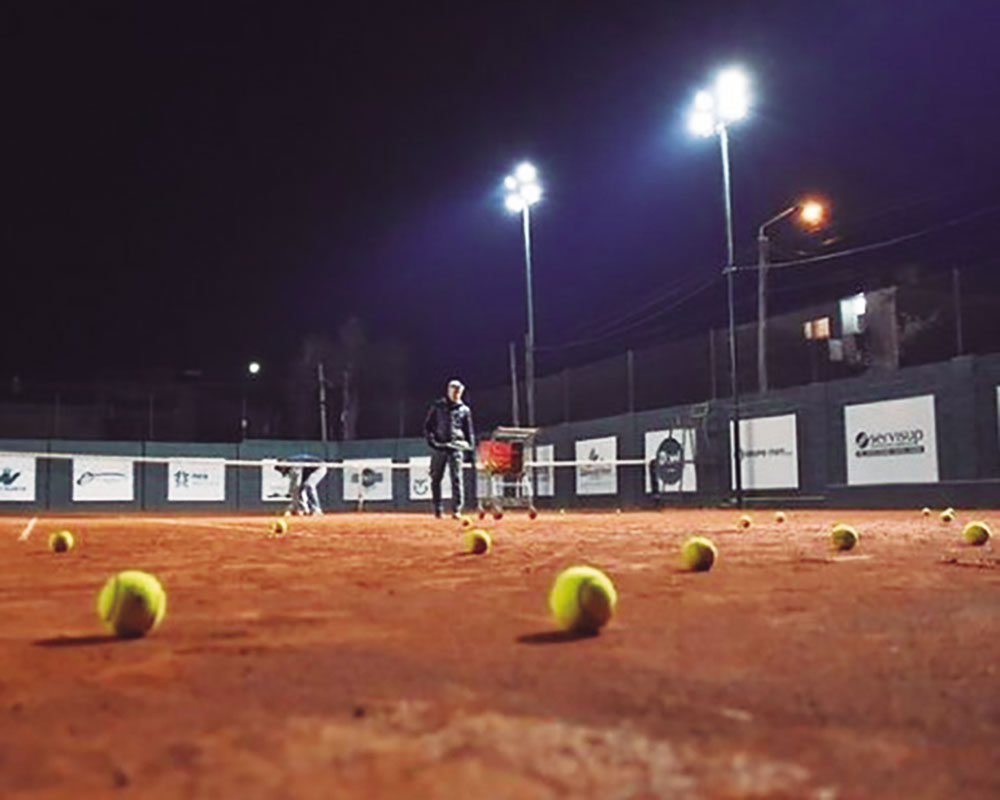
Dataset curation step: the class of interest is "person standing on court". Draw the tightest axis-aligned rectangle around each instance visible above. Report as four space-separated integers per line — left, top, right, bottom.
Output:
424 379 475 518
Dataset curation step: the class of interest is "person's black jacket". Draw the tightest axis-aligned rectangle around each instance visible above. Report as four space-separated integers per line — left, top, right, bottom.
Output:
424 398 474 452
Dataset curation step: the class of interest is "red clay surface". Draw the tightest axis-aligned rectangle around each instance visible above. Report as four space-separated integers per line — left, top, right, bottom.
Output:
1 509 999 799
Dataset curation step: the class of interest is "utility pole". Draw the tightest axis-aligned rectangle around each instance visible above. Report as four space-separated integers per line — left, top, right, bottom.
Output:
509 341 520 426
317 362 328 442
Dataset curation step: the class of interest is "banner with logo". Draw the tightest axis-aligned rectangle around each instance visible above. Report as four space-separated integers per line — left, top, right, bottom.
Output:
409 456 452 501
261 460 292 502
729 414 799 490
0 453 36 502
845 395 938 485
344 458 393 502
644 428 697 493
72 456 135 502
575 436 617 495
167 458 226 502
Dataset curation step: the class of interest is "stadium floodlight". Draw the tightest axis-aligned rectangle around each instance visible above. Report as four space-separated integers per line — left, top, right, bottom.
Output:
757 199 831 393
248 361 261 376
687 66 752 509
501 162 543 427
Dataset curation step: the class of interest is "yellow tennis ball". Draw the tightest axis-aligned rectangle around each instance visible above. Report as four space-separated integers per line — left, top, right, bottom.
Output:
940 508 956 523
96 571 167 639
680 536 717 572
921 507 931 517
271 518 288 537
460 516 474 529
48 530 75 553
831 524 859 551
737 514 752 530
962 520 992 546
463 528 492 555
548 565 617 634
775 511 787 523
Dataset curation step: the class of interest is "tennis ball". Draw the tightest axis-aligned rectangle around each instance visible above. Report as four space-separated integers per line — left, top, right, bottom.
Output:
962 520 992 546
492 510 504 521
528 509 538 520
460 516 474 529
463 528 492 555
270 518 288 537
48 530 74 553
559 509 566 515
921 507 932 517
940 508 956 523
680 536 717 572
831 524 859 552
96 571 166 639
775 511 787 524
548 565 617 634
737 514 752 530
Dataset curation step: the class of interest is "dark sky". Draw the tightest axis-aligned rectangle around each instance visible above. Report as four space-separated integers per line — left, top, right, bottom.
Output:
5 1 1000 389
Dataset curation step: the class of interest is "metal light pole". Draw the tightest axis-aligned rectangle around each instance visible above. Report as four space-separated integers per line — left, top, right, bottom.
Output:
757 200 826 393
689 68 749 507
241 361 261 441
503 163 542 427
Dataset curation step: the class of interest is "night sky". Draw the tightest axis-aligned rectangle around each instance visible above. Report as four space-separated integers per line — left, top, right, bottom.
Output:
6 1 1000 390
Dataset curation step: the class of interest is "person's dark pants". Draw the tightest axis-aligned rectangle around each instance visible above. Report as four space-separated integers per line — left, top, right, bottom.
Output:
430 448 464 515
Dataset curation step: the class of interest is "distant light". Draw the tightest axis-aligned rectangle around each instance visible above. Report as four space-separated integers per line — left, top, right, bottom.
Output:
799 201 826 227
505 194 525 213
248 361 261 375
521 183 542 205
503 175 518 191
688 110 715 138
716 67 749 122
515 162 537 183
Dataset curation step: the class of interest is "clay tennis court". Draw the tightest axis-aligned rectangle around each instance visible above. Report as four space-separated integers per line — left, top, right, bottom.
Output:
1 509 998 799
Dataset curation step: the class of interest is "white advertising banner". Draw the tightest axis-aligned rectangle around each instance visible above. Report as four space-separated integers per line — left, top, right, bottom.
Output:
261 460 292 502
72 456 135 502
167 458 226 502
531 444 555 497
0 453 36 502
575 436 618 496
344 458 393 502
730 414 799 490
845 395 938 485
409 456 452 501
644 428 697 493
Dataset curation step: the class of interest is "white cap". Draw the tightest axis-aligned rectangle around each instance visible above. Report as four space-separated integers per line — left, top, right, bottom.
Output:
448 379 464 391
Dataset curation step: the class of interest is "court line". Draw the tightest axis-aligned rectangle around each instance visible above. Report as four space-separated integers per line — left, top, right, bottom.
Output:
18 517 38 542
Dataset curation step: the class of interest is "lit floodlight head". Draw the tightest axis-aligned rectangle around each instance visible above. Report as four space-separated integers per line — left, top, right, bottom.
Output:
716 68 749 122
248 361 261 375
503 175 517 191
688 109 715 138
521 182 542 205
515 162 537 183
694 90 714 111
505 194 525 213
799 200 826 227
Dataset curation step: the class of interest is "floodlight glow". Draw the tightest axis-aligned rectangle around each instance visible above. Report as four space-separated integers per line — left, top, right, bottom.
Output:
694 90 714 111
505 194 525 213
248 361 261 375
716 68 749 122
503 175 517 191
521 183 542 205
799 201 825 226
515 162 537 183
688 110 715 138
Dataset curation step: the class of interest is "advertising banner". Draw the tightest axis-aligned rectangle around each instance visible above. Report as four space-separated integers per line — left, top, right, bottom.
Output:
0 453 36 502
72 456 135 502
575 436 617 495
845 395 938 485
167 458 226 502
344 458 393 502
531 443 555 497
409 456 452 501
644 428 697 493
729 414 799 490
261 460 292 502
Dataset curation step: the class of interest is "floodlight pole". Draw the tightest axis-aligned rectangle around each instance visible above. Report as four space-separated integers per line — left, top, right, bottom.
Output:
522 203 536 427
756 206 797 395
719 125 743 508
